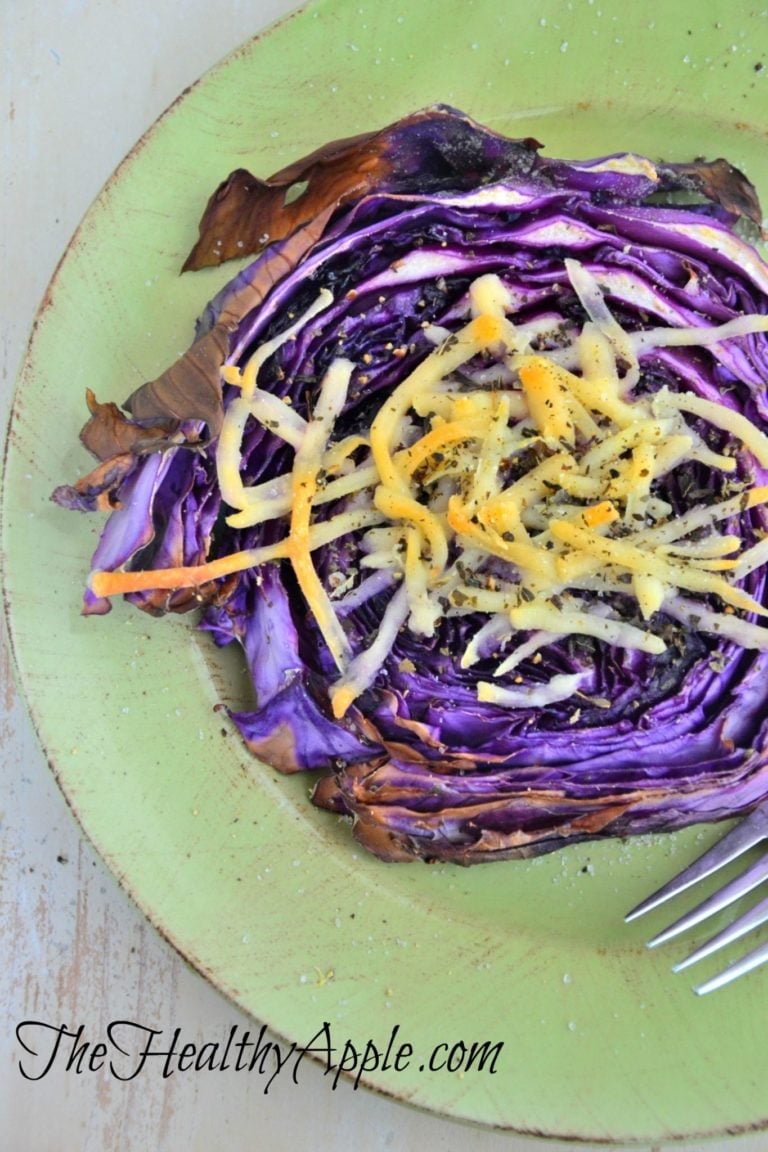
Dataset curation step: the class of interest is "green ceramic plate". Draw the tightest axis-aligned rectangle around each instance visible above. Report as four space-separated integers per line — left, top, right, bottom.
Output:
5 0 768 1141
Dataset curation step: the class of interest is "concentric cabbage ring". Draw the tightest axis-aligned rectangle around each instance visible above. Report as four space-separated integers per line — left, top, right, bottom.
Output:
54 107 768 862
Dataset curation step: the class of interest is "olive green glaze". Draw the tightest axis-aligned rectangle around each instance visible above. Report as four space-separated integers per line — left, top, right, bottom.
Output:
4 0 768 1140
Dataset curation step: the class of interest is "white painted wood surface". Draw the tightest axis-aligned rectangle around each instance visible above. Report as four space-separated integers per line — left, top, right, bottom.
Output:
2 4 766 1149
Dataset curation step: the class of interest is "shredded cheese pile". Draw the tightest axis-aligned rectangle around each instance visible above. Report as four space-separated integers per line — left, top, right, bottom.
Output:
91 262 768 718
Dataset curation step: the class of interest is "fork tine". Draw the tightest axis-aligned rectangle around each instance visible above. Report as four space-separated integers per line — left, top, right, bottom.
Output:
646 852 768 948
693 935 768 995
672 892 768 973
625 806 768 923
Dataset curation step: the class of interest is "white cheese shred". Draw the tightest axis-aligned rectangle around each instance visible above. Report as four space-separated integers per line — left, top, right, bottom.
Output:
478 672 589 709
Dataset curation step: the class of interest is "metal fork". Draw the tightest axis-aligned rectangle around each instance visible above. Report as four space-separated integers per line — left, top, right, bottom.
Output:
625 804 768 994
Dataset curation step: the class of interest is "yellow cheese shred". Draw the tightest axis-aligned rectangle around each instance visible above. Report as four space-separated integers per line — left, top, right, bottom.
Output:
285 358 356 672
